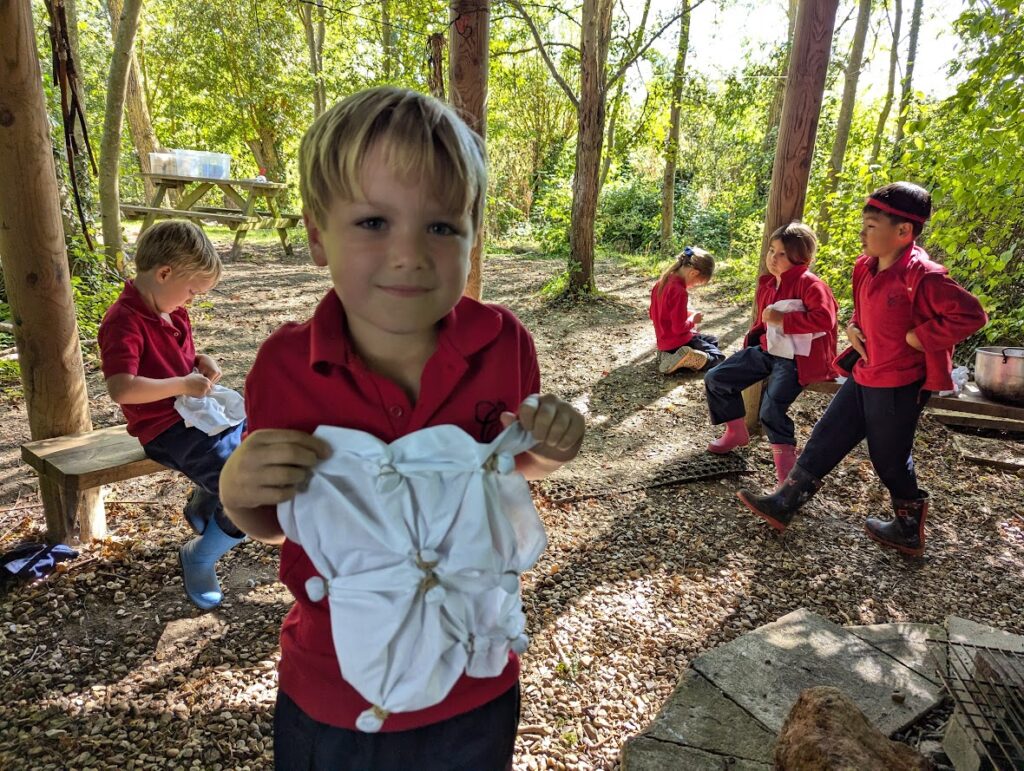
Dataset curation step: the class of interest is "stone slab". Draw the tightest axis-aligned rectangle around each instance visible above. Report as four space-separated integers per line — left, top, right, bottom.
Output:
642 670 775 763
620 736 772 771
943 708 987 771
846 622 947 685
947 616 1024 651
692 608 941 736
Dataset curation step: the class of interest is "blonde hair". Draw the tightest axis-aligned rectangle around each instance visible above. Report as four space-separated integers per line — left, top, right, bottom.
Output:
133 220 221 279
657 247 715 294
299 87 487 231
769 222 818 265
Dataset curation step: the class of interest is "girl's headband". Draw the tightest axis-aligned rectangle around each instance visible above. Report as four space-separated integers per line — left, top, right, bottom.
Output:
865 197 928 224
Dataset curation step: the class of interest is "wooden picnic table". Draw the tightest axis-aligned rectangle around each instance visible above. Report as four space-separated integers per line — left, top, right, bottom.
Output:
122 172 302 259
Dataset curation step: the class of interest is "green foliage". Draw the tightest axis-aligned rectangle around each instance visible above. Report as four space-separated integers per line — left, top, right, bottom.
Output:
68 238 122 341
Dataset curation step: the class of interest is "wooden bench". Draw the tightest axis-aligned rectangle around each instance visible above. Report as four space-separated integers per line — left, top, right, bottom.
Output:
21 425 167 542
804 379 1024 430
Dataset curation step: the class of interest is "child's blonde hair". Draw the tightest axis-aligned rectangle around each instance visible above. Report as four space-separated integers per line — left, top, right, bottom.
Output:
134 220 221 279
657 246 715 294
769 222 817 265
299 87 487 232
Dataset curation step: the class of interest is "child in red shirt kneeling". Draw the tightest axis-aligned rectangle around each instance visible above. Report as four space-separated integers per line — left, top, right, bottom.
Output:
98 221 246 611
704 222 838 483
737 183 988 556
649 247 725 373
219 87 585 770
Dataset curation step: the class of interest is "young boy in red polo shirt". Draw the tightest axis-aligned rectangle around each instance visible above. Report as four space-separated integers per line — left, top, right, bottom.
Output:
98 220 246 610
737 182 987 556
219 87 586 770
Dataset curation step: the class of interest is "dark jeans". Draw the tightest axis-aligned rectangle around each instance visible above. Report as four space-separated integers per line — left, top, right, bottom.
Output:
143 419 246 536
704 346 803 445
274 685 520 771
687 333 727 370
798 377 930 500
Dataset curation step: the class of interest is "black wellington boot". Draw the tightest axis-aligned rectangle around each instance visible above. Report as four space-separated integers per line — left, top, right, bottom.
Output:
865 493 929 556
736 464 823 532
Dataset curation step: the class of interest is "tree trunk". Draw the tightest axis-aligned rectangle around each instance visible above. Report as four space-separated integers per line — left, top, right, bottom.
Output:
99 0 143 271
245 130 285 184
743 0 840 431
381 0 395 80
449 0 490 300
757 0 799 200
818 0 871 243
891 0 923 164
298 0 327 118
0 0 103 543
870 0 903 166
660 1 691 255
568 0 614 296
107 0 162 204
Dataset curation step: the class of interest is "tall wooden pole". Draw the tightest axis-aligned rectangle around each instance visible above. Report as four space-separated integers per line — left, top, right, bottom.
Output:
743 0 840 431
0 0 103 542
449 0 489 300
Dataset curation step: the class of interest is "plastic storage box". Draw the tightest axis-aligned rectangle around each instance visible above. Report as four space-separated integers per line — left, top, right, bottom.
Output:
148 152 177 174
157 149 232 179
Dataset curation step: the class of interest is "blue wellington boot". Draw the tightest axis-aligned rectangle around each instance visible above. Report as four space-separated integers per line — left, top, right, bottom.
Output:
178 517 245 610
183 486 219 535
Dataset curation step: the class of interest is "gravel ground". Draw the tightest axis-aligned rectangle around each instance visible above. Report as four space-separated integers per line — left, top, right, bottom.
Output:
1 246 1021 770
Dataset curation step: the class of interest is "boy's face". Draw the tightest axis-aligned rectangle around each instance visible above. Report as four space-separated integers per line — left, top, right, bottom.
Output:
151 267 216 314
306 142 475 351
860 212 913 260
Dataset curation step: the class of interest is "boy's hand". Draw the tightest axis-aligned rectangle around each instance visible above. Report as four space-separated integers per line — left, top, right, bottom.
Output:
846 323 869 363
183 372 214 397
195 355 223 385
905 329 924 351
503 394 585 463
761 307 784 327
690 311 704 325
220 429 332 511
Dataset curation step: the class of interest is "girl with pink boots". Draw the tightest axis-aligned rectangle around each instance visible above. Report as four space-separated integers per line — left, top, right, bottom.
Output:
704 223 838 483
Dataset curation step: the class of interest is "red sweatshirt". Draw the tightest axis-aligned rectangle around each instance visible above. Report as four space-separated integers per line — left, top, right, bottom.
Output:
743 264 839 386
650 275 696 350
837 243 988 392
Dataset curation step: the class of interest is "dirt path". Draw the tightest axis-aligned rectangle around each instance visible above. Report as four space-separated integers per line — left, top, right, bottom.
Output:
1 244 1021 770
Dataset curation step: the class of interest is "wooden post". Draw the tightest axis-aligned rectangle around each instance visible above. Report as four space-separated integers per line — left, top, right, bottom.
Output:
742 0 840 432
449 0 489 300
0 0 104 542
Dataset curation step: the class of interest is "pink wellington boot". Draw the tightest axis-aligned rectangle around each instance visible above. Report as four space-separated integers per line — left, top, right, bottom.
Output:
707 418 750 454
771 444 797 485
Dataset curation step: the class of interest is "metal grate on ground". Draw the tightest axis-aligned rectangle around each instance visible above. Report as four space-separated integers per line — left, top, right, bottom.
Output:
533 452 747 505
931 639 1024 769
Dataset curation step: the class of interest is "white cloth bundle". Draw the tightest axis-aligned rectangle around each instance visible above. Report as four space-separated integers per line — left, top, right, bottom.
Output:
765 299 825 359
277 421 546 732
173 384 246 436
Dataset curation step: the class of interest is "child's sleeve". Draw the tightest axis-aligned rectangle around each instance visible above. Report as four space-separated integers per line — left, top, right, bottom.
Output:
98 313 144 378
781 281 837 336
664 282 696 339
912 274 988 351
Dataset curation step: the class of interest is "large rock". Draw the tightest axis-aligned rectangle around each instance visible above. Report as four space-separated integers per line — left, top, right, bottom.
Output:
774 687 930 771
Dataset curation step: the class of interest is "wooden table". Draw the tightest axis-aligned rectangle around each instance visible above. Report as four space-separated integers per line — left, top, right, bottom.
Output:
121 173 302 259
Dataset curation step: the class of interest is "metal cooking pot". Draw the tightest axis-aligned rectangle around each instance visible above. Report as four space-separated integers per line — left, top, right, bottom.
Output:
974 347 1024 405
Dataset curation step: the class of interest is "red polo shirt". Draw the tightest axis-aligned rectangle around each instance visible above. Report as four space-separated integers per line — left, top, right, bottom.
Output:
650 275 696 350
844 244 987 391
98 281 196 444
743 264 839 386
244 290 541 732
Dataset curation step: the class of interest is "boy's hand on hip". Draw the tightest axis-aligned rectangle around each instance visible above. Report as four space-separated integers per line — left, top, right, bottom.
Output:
220 429 332 510
503 394 585 463
905 329 924 351
183 372 214 397
846 323 869 363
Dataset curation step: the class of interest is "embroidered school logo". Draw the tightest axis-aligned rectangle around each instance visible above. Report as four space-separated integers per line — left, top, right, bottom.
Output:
887 289 906 308
474 400 507 442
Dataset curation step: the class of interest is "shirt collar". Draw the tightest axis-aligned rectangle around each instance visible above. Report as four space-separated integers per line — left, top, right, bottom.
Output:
864 242 916 277
120 280 186 324
308 291 504 371
763 263 808 291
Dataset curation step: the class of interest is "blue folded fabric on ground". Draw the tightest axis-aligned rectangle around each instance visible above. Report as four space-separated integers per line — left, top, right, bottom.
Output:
0 542 79 586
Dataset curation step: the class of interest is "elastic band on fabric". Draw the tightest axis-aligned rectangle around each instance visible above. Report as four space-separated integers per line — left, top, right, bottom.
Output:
865 197 928 224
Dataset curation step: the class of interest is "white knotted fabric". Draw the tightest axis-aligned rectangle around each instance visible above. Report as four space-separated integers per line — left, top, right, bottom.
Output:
174 384 246 436
277 421 546 733
765 299 826 359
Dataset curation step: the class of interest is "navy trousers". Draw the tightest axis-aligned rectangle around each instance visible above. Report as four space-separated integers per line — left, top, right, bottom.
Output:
687 333 727 370
797 377 930 500
143 419 246 536
704 346 803 445
274 685 520 771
